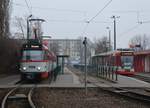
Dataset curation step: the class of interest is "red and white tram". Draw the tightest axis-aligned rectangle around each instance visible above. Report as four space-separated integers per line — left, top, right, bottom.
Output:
92 49 135 76
20 41 57 80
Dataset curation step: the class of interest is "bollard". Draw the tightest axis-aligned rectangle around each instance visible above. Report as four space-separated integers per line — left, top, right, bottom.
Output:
98 65 99 76
106 66 108 78
99 66 101 76
112 66 114 80
105 66 107 78
102 66 105 77
115 67 118 81
103 66 105 78
108 66 110 79
104 66 106 78
100 66 102 76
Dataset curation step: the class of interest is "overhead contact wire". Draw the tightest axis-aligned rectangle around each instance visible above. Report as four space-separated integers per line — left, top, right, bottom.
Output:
24 0 32 14
88 0 113 23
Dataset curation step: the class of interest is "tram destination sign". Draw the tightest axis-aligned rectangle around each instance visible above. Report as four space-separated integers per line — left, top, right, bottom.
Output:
121 52 133 56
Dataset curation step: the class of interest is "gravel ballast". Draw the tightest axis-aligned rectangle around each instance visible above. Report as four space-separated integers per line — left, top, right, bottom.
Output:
33 87 150 108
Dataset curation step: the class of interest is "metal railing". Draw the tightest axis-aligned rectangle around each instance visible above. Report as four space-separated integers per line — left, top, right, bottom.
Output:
97 65 118 81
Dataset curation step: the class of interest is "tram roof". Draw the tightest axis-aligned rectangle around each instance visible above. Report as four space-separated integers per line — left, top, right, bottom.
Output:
134 50 150 55
92 50 134 57
92 51 115 57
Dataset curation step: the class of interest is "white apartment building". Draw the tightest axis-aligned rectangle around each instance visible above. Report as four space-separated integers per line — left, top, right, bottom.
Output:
49 39 82 64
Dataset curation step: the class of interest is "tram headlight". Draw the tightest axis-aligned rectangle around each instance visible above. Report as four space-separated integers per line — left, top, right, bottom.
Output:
23 67 27 70
37 67 41 70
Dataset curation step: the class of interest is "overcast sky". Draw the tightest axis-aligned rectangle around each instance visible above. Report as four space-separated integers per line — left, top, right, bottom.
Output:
11 0 150 48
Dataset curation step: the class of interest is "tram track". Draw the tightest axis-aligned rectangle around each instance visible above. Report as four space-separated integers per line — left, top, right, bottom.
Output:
91 82 150 103
1 84 36 108
68 66 150 104
133 74 150 83
88 76 150 104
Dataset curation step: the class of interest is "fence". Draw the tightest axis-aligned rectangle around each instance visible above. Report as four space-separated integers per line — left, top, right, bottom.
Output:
96 65 118 81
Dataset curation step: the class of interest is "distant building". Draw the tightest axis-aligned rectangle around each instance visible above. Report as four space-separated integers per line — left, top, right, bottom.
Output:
48 38 95 65
48 39 82 64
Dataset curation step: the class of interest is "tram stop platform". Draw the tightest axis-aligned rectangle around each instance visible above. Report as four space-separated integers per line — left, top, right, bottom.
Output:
50 67 84 87
135 72 150 78
87 74 150 88
51 67 150 88
113 75 150 87
91 75 150 88
0 67 150 88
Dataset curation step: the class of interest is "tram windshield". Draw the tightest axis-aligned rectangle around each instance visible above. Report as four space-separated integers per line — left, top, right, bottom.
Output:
121 56 133 68
22 50 44 60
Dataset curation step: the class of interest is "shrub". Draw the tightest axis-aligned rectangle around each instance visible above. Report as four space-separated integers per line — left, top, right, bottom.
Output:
0 38 22 75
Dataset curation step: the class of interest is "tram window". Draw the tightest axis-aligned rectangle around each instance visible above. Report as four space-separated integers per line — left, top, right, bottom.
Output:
22 50 44 60
121 56 133 63
121 56 133 67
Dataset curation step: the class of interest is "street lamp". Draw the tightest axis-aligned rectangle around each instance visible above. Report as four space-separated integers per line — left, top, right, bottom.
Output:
111 15 120 50
27 14 32 40
106 27 111 51
83 37 87 95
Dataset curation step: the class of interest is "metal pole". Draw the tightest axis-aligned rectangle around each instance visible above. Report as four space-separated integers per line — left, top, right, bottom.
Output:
27 15 32 40
83 37 87 95
62 57 64 74
115 67 118 81
109 30 111 51
114 17 116 50
27 19 29 40
111 15 120 50
106 27 111 51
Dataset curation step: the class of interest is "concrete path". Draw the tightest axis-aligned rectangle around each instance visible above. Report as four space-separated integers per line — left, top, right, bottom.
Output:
88 74 150 88
113 75 150 87
51 67 150 88
136 72 150 78
0 68 150 88
0 75 20 85
50 67 82 87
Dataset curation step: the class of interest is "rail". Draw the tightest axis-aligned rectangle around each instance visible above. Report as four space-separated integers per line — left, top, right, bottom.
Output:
90 81 150 103
68 66 150 103
1 84 36 108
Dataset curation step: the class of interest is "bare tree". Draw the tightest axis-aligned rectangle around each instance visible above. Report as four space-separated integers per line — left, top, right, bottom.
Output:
78 37 94 64
49 42 59 55
129 34 150 50
94 36 111 54
0 0 10 38
13 16 26 39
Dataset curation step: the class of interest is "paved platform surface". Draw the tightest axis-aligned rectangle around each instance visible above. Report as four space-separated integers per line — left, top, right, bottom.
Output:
0 68 150 88
87 75 150 87
50 67 82 87
136 72 150 78
113 75 150 87
0 75 20 85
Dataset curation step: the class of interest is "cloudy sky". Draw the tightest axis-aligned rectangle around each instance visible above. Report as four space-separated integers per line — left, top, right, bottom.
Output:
11 0 150 48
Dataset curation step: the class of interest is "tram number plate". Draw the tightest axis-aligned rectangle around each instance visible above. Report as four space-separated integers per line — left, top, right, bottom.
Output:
29 66 35 68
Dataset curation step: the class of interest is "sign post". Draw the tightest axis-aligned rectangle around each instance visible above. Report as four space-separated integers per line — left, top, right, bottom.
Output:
83 37 87 95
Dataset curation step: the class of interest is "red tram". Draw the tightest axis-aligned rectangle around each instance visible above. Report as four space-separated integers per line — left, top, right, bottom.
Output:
92 49 135 76
20 40 57 80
